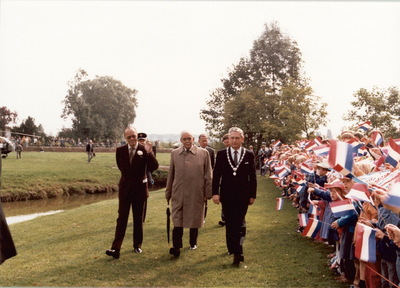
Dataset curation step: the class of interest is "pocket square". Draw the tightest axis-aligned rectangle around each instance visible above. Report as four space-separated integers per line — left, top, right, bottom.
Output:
245 162 249 164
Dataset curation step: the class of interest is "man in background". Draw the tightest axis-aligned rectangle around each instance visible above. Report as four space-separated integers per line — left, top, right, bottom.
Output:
86 140 94 164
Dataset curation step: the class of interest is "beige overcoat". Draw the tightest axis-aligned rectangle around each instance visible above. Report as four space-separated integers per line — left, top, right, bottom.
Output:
165 145 212 228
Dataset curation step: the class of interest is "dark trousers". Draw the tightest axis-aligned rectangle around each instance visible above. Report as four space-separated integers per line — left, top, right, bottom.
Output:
111 195 146 250
172 227 198 248
222 202 249 256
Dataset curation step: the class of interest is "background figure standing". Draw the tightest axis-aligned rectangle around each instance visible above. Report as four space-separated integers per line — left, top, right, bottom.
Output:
15 143 22 159
86 140 94 163
212 127 257 266
258 143 267 176
198 133 215 223
106 127 158 259
166 130 212 257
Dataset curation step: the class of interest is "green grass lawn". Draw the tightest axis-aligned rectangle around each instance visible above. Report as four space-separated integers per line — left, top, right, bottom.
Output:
0 176 348 287
0 151 171 200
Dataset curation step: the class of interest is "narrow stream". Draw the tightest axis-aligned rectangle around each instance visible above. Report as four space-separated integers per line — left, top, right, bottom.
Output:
3 185 165 225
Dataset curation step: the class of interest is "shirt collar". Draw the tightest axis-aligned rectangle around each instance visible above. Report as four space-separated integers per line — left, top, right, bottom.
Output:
129 143 138 151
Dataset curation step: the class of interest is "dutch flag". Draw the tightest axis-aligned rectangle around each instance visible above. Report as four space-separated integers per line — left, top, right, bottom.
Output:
355 223 376 263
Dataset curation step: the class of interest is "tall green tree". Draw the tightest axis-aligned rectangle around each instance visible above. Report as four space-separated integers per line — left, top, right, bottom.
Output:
200 21 326 150
61 69 138 140
0 106 18 136
343 86 400 138
11 116 45 138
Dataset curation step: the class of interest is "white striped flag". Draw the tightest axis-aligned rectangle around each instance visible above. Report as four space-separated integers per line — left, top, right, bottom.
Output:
383 182 400 208
277 168 289 179
274 140 282 148
357 121 372 132
355 223 376 263
298 213 309 227
348 138 364 154
385 137 400 168
305 140 318 151
314 137 323 146
330 199 357 218
328 140 354 177
312 144 330 157
345 183 372 203
300 163 314 175
302 218 322 238
371 131 383 147
295 184 306 194
292 170 305 180
276 197 284 210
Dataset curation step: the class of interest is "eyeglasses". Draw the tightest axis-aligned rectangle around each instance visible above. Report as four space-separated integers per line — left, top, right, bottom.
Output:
126 135 137 140
181 137 193 141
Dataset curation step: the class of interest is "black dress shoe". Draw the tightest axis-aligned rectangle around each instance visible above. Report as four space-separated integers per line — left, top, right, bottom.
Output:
232 254 244 266
106 249 120 259
218 220 226 226
169 247 180 257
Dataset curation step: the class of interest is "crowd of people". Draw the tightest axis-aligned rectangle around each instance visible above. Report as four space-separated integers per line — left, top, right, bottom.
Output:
265 128 400 288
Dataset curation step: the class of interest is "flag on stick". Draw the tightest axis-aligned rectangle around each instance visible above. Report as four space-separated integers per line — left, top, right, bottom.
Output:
330 199 357 218
357 121 372 132
355 223 376 263
385 137 400 168
328 140 354 177
276 198 284 210
302 218 322 238
345 183 372 203
298 213 309 227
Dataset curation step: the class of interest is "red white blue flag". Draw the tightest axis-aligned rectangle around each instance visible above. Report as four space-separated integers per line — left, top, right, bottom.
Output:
348 138 365 154
302 218 322 238
357 121 372 132
355 223 376 263
312 144 330 157
328 140 354 178
298 213 309 227
385 137 400 168
371 131 383 147
274 140 282 148
276 198 284 210
330 199 357 218
277 168 289 179
305 140 318 151
383 182 400 209
345 183 372 203
300 163 314 175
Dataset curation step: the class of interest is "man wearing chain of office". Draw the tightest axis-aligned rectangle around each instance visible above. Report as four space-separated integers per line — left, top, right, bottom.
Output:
212 127 257 266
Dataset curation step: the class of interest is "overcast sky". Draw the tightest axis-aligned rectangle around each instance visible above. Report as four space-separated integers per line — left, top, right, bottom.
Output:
1 1 399 140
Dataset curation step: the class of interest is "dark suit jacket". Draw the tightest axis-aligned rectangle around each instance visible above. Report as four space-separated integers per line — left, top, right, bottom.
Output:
205 146 215 168
212 147 257 205
116 143 159 201
86 143 94 153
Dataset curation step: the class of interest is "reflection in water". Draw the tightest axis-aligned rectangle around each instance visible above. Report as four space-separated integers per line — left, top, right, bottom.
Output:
2 192 118 218
7 210 64 225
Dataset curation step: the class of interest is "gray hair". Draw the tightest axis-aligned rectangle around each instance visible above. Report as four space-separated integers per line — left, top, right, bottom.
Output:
228 127 244 138
180 130 193 137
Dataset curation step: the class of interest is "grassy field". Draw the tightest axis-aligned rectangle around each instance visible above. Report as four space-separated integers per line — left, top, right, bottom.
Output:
0 176 348 287
0 151 171 201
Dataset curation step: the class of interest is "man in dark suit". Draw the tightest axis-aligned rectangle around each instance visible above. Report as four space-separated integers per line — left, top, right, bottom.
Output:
106 127 158 259
198 133 215 168
212 127 257 266
86 140 94 163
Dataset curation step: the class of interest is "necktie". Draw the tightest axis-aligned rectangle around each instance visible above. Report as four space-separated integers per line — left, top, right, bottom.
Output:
129 148 135 164
233 150 238 166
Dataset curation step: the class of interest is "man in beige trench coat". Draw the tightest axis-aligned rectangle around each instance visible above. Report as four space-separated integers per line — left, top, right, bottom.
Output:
166 130 212 257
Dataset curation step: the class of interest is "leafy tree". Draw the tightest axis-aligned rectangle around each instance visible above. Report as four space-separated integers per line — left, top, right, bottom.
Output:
61 69 138 140
201 21 327 151
12 116 39 136
0 106 18 136
343 86 400 138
